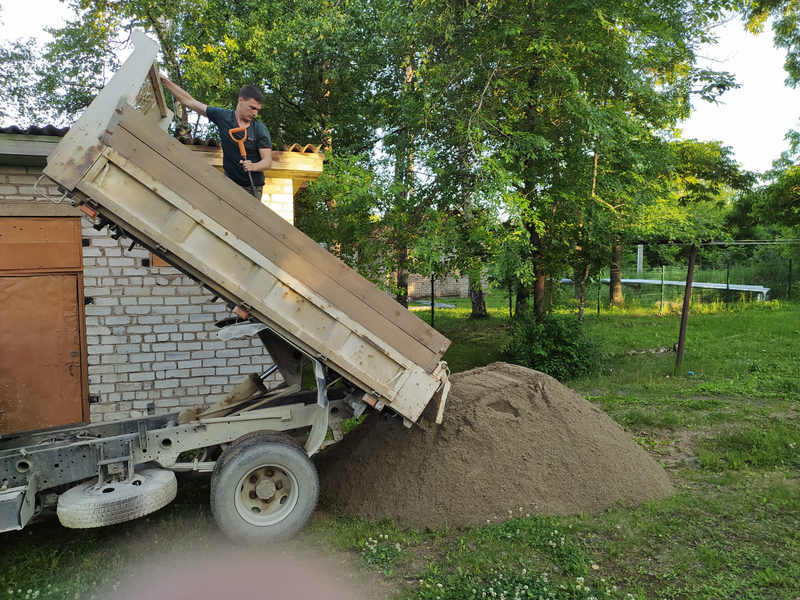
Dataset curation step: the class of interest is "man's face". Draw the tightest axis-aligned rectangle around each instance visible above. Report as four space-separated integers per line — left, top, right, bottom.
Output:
237 96 262 123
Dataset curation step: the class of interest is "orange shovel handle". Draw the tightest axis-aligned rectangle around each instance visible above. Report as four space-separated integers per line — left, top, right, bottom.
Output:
228 127 247 157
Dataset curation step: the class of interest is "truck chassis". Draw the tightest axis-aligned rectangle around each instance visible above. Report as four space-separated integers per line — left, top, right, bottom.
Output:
0 329 368 541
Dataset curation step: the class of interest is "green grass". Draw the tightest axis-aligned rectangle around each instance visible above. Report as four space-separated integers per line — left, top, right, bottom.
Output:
697 421 800 470
2 301 800 600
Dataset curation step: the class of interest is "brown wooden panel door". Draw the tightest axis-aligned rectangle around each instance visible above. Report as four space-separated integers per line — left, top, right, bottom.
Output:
0 275 84 433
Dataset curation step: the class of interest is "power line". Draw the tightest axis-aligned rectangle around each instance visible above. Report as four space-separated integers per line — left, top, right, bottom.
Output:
699 240 800 246
632 239 800 246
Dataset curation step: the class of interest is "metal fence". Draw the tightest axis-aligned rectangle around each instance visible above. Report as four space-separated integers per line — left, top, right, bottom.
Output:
407 258 795 327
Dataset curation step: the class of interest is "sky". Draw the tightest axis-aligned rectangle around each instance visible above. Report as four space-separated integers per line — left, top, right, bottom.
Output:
679 17 800 173
1 2 799 173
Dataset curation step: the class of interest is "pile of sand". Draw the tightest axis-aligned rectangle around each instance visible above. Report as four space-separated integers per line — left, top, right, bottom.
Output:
315 362 674 529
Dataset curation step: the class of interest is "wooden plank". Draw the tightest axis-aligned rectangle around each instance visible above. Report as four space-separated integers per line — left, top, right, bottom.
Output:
43 126 107 191
62 32 159 141
103 126 442 370
0 203 81 218
265 151 324 180
0 134 60 159
43 32 161 189
112 105 449 360
147 63 169 118
0 217 83 273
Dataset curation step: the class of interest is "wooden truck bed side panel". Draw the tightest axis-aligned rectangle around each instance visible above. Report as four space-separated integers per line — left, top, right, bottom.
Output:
70 146 443 421
111 106 450 365
40 32 451 424
102 111 443 375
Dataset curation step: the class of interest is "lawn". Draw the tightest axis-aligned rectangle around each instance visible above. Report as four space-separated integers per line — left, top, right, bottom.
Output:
2 301 799 600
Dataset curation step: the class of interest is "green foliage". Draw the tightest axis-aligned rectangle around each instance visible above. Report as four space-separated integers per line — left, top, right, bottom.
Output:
0 38 35 122
503 315 604 381
743 0 800 86
0 0 756 315
672 139 755 205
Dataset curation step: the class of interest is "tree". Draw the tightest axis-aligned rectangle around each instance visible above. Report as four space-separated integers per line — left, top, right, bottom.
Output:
0 37 35 123
0 0 752 320
742 0 800 87
460 0 740 318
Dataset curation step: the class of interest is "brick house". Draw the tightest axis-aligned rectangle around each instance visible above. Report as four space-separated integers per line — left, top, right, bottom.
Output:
0 125 322 433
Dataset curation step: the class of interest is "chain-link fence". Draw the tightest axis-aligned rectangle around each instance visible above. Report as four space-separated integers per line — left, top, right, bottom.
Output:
560 260 789 315
407 256 795 328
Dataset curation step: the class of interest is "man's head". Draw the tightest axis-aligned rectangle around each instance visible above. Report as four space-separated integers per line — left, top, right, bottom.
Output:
236 85 263 124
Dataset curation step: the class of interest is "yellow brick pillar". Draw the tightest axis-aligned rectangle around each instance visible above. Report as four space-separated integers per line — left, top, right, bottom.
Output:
260 177 295 224
185 145 323 227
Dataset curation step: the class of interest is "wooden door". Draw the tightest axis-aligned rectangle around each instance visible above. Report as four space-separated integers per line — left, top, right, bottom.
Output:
0 276 84 432
0 217 87 434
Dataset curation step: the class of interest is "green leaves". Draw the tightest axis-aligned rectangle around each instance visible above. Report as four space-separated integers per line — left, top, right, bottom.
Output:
0 0 763 314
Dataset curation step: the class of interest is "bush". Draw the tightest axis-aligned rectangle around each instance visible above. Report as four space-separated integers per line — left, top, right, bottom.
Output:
502 314 604 381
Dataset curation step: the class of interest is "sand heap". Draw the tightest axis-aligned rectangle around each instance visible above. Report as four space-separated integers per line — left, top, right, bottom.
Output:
315 362 674 529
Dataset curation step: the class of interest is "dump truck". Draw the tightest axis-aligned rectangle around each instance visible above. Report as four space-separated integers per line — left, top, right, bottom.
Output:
0 32 450 542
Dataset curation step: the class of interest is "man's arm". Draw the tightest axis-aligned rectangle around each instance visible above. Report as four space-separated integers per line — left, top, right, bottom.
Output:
159 75 208 117
241 147 273 173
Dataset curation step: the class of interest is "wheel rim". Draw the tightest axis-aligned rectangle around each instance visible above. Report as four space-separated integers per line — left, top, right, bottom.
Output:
233 463 299 527
82 473 147 498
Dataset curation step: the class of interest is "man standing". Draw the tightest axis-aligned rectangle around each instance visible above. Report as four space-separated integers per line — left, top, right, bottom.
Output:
160 76 273 198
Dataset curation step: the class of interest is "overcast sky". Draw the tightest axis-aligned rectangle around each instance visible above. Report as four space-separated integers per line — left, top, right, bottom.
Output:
679 17 800 173
2 2 799 173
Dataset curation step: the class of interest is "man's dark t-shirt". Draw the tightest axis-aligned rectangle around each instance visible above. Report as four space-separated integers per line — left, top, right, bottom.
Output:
206 106 272 188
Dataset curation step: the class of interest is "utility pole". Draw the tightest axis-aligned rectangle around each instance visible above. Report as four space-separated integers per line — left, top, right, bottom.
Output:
637 244 644 273
675 245 697 372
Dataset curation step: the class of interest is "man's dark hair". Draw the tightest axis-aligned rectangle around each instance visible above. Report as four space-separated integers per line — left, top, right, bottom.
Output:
239 85 263 104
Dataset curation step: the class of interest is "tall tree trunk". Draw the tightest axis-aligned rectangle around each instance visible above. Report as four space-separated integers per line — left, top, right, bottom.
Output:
392 88 414 308
528 223 546 322
533 264 546 322
577 145 599 318
577 261 591 319
514 287 529 318
610 244 624 306
457 143 487 319
395 263 409 308
468 272 488 318
390 58 415 309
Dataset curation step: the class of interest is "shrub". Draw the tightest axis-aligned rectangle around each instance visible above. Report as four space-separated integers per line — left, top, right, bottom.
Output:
502 314 604 381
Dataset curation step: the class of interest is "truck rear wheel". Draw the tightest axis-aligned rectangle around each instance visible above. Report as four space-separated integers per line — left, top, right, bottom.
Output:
210 432 319 543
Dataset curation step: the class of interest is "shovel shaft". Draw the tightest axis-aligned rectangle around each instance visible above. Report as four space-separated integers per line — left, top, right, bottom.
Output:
229 127 257 196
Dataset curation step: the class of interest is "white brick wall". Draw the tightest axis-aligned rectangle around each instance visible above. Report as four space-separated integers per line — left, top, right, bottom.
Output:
0 164 63 207
407 271 489 300
1 164 279 423
80 216 280 423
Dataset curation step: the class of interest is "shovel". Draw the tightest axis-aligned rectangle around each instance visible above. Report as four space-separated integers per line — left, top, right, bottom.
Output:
228 126 257 196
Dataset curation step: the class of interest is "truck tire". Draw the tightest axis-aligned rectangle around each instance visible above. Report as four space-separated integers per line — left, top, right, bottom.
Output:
210 432 319 543
57 468 177 529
